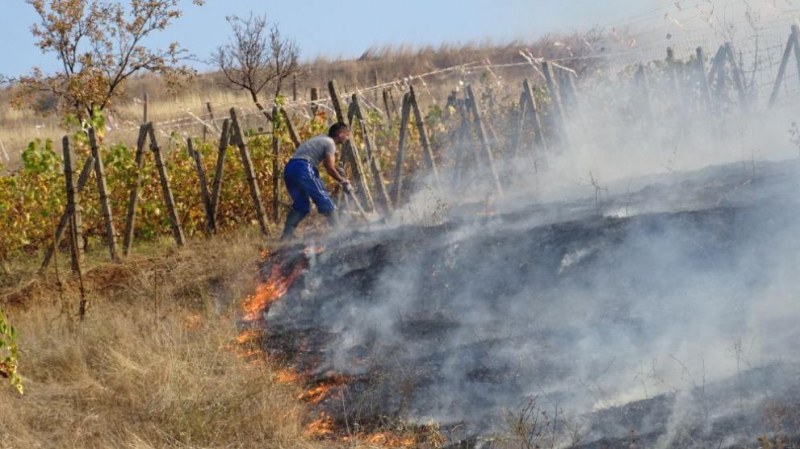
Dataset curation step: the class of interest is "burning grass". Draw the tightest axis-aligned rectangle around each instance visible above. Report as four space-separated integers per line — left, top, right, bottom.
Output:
241 260 308 323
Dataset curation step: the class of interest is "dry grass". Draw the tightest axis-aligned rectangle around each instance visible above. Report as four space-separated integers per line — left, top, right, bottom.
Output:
0 229 323 449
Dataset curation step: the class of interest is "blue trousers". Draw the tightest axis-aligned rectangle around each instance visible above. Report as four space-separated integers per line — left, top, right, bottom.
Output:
284 159 335 216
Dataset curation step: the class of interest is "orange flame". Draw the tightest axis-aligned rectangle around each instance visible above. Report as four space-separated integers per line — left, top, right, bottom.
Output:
241 260 307 323
300 375 352 405
275 368 302 384
235 329 260 345
304 413 334 437
340 431 420 448
365 432 418 447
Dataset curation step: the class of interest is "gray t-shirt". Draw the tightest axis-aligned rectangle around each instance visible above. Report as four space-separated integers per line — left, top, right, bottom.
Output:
290 135 336 166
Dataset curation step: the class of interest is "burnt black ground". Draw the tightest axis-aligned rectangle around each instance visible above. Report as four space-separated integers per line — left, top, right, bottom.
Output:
260 158 800 448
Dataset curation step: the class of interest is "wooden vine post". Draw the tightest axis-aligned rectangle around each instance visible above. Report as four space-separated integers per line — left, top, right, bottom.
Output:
465 85 503 195
122 125 149 255
708 45 727 108
450 97 470 189
556 67 580 117
328 80 375 212
187 138 214 235
510 92 528 159
122 123 185 255
695 47 714 113
280 107 300 149
541 61 569 149
408 85 441 189
62 136 83 273
634 64 654 127
724 43 748 111
40 155 94 273
352 93 392 212
208 118 232 233
88 128 118 260
147 124 186 247
229 108 270 236
390 92 412 206
272 106 282 222
382 89 394 123
792 24 800 95
768 27 796 108
310 88 319 115
521 79 548 160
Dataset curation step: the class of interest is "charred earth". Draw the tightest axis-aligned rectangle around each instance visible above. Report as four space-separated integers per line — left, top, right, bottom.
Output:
258 159 800 448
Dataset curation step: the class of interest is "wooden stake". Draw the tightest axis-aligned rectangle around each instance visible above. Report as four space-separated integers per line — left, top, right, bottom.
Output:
769 32 795 108
209 118 231 231
382 89 393 123
147 123 186 246
704 45 725 112
510 93 528 158
556 68 578 116
390 92 412 206
310 87 319 115
230 108 270 236
451 113 469 190
792 25 800 94
542 62 569 149
328 80 374 212
88 128 117 260
465 85 503 195
123 125 149 255
352 93 392 212
61 136 82 273
187 138 214 236
40 156 94 273
346 101 356 126
724 43 748 111
634 64 654 126
521 79 548 156
280 107 300 148
272 106 282 222
206 102 221 132
695 47 713 112
409 85 441 188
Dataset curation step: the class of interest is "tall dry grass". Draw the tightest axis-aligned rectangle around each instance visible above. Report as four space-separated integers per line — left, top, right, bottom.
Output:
0 229 322 449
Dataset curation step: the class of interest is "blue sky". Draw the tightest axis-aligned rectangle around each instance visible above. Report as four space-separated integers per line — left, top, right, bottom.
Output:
0 0 723 77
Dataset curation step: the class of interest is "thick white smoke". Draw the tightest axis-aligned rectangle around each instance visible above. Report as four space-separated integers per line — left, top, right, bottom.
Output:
266 4 800 446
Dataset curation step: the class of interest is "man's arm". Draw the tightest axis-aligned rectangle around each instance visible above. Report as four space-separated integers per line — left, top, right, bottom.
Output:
323 153 348 184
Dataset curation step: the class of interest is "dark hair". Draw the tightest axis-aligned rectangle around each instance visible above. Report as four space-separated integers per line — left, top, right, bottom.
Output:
328 123 348 138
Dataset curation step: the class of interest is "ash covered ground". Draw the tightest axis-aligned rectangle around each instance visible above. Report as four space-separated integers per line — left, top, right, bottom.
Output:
261 158 800 448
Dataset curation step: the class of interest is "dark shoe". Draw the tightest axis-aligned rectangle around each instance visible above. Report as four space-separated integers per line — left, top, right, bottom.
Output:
323 210 338 228
281 210 307 240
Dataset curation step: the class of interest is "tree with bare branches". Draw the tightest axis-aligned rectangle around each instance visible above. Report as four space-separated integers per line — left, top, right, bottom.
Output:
7 0 204 121
213 13 301 120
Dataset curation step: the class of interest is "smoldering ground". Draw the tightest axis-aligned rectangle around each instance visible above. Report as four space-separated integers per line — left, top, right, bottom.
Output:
263 9 800 446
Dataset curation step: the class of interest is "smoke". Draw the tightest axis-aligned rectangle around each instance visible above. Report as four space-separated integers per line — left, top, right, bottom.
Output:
266 8 800 447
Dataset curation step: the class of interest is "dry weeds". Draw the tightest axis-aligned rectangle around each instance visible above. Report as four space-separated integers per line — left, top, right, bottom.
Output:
0 230 320 449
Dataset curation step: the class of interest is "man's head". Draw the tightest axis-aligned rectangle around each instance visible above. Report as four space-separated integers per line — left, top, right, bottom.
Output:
328 123 350 144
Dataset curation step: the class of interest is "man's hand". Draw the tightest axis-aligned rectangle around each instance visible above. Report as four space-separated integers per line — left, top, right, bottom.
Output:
340 179 352 194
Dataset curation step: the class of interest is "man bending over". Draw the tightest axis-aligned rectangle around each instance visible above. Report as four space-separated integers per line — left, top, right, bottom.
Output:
281 123 351 239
